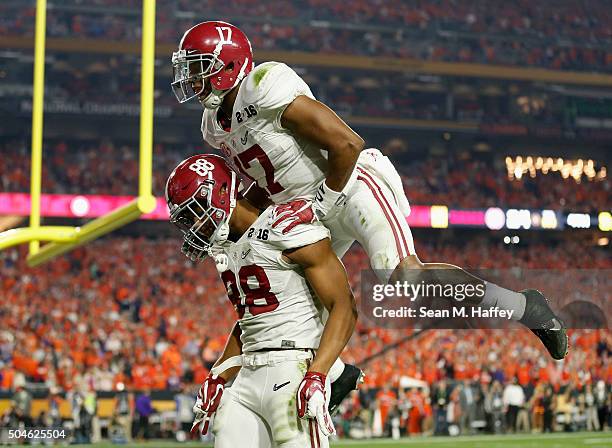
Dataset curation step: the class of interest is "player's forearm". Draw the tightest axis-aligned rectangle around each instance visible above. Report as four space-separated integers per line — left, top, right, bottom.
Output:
309 295 357 375
285 239 357 374
325 138 364 192
212 322 243 381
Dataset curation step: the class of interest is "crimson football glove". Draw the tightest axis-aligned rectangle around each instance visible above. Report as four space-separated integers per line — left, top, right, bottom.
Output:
191 374 226 436
270 199 316 234
296 371 336 436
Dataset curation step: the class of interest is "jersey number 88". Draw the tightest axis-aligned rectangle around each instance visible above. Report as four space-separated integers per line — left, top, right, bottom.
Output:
221 265 279 318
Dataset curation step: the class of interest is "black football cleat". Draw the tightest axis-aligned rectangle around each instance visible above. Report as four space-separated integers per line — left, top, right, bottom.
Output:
519 289 568 360
329 363 365 414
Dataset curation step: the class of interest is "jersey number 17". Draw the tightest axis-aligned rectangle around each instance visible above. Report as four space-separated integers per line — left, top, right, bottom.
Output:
234 144 285 195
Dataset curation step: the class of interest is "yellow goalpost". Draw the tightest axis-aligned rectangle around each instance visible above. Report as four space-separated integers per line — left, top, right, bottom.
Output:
0 0 157 267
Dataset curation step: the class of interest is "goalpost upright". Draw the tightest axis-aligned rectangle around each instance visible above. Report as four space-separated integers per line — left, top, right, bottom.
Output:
0 0 158 266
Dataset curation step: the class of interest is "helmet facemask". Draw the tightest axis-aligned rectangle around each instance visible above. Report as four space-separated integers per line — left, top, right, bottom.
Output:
170 182 235 261
169 176 236 261
171 50 226 105
171 50 251 109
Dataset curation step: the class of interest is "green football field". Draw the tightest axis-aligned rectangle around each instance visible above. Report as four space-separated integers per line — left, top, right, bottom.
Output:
78 432 612 448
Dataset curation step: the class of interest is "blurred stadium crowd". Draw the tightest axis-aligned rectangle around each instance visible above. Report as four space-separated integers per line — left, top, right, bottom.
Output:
1 0 611 72
0 238 610 438
1 138 609 212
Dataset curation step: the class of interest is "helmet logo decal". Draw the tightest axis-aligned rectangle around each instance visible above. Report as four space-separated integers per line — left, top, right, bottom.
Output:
189 158 215 177
215 26 233 45
214 26 233 55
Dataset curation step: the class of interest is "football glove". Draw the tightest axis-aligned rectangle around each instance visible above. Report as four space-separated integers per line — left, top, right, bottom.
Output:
270 199 316 234
191 374 226 436
296 371 336 436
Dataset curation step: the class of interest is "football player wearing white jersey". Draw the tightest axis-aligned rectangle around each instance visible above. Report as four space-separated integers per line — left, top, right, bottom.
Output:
165 154 358 448
171 22 567 361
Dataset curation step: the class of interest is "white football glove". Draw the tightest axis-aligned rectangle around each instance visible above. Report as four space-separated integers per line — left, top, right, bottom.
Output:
191 374 226 435
296 371 336 436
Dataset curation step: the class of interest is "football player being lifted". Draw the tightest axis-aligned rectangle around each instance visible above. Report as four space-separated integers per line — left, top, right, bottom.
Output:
171 23 567 357
166 154 357 447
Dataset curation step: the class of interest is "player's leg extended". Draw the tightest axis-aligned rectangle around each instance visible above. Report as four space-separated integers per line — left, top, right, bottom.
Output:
395 257 567 359
340 149 567 360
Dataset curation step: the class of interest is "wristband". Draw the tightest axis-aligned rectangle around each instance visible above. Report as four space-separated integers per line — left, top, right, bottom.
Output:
313 181 346 219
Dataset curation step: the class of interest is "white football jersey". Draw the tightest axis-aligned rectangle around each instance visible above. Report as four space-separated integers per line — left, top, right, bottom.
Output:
201 62 327 203
213 203 330 353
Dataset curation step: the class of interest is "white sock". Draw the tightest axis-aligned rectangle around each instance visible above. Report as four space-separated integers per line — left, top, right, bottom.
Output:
481 282 526 320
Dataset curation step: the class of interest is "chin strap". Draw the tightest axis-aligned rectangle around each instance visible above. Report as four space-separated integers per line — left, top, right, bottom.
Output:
202 88 228 109
208 171 237 272
202 58 250 110
210 170 238 245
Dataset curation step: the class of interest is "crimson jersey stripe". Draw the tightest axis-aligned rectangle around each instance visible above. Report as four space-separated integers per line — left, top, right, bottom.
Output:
357 167 410 257
357 168 409 259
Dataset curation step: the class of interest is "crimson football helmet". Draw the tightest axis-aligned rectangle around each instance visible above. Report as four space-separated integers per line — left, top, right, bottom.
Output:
171 21 254 108
165 154 239 260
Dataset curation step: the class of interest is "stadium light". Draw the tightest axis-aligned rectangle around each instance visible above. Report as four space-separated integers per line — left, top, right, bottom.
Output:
567 213 591 229
485 207 505 230
599 212 612 232
430 205 449 228
506 209 531 230
541 210 558 229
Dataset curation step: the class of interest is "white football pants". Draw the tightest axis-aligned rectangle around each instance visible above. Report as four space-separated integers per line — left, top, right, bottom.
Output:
212 350 330 448
326 148 416 282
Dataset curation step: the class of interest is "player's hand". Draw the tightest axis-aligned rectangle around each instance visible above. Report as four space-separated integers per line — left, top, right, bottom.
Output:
312 180 346 221
270 199 316 234
191 374 226 435
296 371 336 436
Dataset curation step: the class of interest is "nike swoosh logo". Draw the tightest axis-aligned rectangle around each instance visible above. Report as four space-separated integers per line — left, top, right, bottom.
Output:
240 131 248 145
273 381 290 391
241 249 251 259
549 318 563 330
